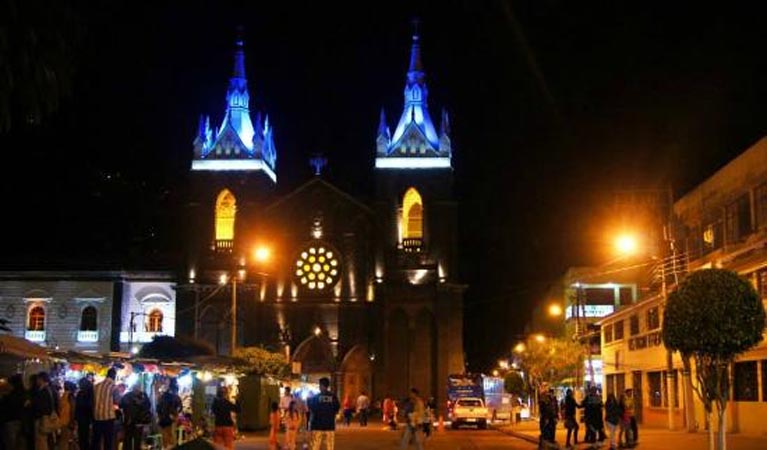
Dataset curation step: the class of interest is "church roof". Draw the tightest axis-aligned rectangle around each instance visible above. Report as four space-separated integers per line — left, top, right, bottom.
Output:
265 177 374 216
375 29 452 170
192 36 277 183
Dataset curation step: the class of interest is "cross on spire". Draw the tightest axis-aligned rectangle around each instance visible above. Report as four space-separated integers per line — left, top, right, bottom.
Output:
310 155 328 176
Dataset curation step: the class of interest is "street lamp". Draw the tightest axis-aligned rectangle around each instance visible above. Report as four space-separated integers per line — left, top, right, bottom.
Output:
254 245 271 263
548 304 563 317
615 234 639 256
514 342 526 353
533 333 546 344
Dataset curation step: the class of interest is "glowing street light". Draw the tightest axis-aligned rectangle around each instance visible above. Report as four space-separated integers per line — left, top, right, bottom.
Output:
514 342 526 353
533 333 546 343
615 234 638 256
314 326 322 336
499 359 510 370
548 304 563 317
219 273 228 286
254 245 271 263
492 369 500 377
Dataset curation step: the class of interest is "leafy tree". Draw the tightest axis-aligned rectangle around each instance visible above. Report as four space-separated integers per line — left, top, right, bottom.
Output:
234 346 289 376
663 269 765 450
504 371 526 398
517 337 584 389
138 335 215 359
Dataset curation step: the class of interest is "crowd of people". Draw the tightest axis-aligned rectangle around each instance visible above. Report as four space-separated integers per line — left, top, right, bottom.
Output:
538 386 639 450
0 369 186 450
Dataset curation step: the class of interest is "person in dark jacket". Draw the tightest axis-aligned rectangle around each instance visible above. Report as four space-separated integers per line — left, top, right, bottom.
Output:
119 384 151 450
562 388 581 448
32 372 57 450
307 377 340 450
2 375 27 450
211 387 240 450
75 377 94 450
604 393 623 450
582 386 605 443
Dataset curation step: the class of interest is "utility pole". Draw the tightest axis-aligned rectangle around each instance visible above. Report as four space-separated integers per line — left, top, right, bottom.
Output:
230 276 238 355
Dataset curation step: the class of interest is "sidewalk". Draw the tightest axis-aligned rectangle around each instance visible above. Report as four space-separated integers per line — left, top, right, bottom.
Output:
494 419 767 449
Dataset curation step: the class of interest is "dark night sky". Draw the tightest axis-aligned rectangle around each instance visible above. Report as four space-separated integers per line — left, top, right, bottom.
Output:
2 1 767 370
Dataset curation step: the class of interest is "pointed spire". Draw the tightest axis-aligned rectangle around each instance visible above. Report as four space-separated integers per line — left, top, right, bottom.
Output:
440 108 450 136
408 19 423 74
377 108 388 137
232 26 246 80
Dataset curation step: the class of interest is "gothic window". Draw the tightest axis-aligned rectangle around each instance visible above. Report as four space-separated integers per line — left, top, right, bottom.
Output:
147 309 163 333
27 306 45 331
215 189 236 245
80 306 98 331
402 188 423 239
295 245 340 291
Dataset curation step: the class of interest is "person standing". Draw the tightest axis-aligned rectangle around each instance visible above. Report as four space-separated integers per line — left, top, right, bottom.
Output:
58 382 76 450
74 378 94 450
2 375 27 450
604 393 623 450
400 388 424 450
32 372 58 450
280 386 294 426
355 392 370 427
268 402 280 450
157 379 182 450
93 368 119 450
562 388 580 448
307 377 340 450
341 396 353 426
583 386 605 443
211 387 240 450
382 395 397 431
119 384 151 450
283 401 301 450
623 389 637 446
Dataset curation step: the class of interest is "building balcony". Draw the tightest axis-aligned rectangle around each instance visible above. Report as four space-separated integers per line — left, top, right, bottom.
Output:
214 239 234 253
401 238 423 253
77 330 99 343
25 330 46 342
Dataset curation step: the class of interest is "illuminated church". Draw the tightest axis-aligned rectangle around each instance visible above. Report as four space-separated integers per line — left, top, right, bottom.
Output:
180 30 465 409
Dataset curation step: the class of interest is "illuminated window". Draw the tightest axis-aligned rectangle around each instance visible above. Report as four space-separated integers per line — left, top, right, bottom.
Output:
28 306 45 331
294 246 340 291
80 306 98 331
215 189 236 242
147 309 163 333
402 187 423 239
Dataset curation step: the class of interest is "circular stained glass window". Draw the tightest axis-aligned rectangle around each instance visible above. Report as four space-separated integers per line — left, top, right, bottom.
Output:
294 246 340 290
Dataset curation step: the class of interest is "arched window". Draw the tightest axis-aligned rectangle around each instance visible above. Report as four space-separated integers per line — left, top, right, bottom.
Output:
402 187 423 239
147 309 163 333
80 306 98 331
215 189 236 244
27 306 45 331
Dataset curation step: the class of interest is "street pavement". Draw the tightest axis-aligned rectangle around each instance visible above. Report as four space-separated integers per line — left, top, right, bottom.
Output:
495 419 767 450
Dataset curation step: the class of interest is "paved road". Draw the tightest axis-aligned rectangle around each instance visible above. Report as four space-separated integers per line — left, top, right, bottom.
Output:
235 425 532 450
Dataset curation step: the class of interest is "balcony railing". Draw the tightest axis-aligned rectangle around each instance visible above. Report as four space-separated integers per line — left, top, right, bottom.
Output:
25 330 46 342
215 239 234 253
77 330 99 343
401 238 423 253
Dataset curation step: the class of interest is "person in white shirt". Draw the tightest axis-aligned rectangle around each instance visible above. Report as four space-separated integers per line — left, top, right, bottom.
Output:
356 392 370 427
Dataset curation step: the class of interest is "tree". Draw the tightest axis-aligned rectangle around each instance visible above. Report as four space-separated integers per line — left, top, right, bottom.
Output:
234 346 289 376
517 337 584 391
663 269 765 450
138 335 215 359
504 371 526 398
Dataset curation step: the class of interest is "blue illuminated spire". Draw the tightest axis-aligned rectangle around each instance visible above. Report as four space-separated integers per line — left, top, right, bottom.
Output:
376 24 451 170
191 32 277 183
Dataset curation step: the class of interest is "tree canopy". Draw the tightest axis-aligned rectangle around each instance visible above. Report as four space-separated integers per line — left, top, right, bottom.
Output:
517 336 584 388
138 335 215 360
234 346 289 376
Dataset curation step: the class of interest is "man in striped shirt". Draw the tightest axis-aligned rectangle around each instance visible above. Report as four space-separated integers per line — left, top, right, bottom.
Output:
93 368 119 450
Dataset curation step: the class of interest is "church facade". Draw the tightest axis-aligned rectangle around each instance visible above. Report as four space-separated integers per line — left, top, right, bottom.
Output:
179 31 465 408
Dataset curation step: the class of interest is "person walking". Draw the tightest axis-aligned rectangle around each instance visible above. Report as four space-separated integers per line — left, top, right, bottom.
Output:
93 368 118 450
341 396 353 427
119 384 152 450
32 372 58 450
382 395 397 430
400 388 425 450
562 388 580 448
280 387 294 430
604 393 623 450
307 377 340 450
74 377 94 450
356 392 370 427
2 375 27 450
58 382 76 450
268 402 280 450
157 379 182 450
622 389 637 447
211 387 240 450
283 401 301 450
583 386 605 443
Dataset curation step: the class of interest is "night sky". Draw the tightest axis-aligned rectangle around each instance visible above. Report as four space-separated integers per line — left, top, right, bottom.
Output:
2 1 767 370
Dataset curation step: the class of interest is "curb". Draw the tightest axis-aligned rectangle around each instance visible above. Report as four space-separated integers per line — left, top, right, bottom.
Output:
492 425 539 444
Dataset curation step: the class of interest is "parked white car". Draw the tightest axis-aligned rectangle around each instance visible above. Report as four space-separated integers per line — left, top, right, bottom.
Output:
450 397 488 429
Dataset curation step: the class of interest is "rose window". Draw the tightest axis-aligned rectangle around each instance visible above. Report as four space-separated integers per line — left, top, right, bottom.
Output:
295 246 340 290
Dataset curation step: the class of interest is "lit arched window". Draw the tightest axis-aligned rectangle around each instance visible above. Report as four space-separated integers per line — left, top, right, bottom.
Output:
402 188 423 239
147 309 163 333
28 306 45 331
80 306 98 331
215 189 236 242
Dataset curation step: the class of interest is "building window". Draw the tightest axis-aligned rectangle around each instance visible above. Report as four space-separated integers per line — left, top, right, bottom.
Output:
606 374 615 398
733 361 758 402
702 220 723 253
648 371 662 407
147 309 163 333
80 306 98 331
725 194 752 244
646 307 660 330
614 320 625 340
629 315 640 336
402 188 424 239
619 287 633 306
604 324 613 344
754 183 767 230
215 189 236 246
615 373 626 397
27 306 45 331
662 370 680 407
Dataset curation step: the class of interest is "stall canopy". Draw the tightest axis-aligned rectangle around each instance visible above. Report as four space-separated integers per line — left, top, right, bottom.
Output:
0 334 48 360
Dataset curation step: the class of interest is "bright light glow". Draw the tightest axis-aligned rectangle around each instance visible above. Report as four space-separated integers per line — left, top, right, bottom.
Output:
219 273 228 285
514 343 526 353
314 326 321 336
131 346 139 355
548 304 563 317
254 245 271 263
375 157 451 169
295 245 339 290
492 369 499 377
189 268 196 283
615 234 638 255
192 159 277 183
498 360 509 370
178 374 193 390
125 373 139 389
533 334 546 343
